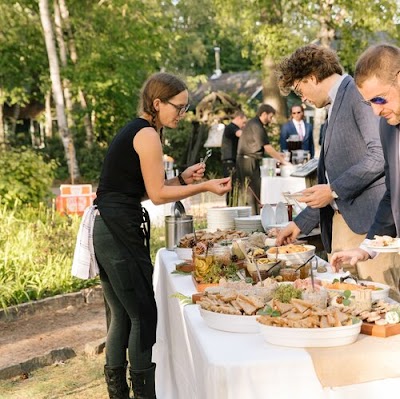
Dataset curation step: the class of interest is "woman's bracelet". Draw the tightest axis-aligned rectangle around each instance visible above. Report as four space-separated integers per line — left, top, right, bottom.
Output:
177 173 187 186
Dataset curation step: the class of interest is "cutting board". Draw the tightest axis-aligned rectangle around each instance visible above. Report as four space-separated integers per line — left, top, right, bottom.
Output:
361 322 400 338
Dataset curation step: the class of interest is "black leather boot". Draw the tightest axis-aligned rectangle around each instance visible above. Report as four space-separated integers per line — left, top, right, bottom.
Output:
129 363 156 399
104 364 130 399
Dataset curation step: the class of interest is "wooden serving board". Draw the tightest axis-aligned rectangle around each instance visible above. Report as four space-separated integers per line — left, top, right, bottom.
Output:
361 322 400 338
191 273 219 293
192 292 205 303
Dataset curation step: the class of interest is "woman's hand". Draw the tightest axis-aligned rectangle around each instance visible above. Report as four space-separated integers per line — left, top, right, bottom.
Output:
181 163 206 184
206 177 232 195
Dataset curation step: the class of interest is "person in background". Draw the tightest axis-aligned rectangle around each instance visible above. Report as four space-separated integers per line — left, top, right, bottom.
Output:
221 110 247 205
236 103 287 214
93 72 231 399
331 43 400 300
275 44 392 292
280 104 314 158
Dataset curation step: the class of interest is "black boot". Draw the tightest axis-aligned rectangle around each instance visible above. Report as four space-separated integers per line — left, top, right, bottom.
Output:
129 363 156 399
104 364 130 399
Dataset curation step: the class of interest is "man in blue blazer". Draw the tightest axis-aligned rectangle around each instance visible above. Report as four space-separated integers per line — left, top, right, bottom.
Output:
280 104 314 158
275 44 396 293
331 44 400 299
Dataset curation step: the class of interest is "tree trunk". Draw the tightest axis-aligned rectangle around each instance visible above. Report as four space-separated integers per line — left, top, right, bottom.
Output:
262 56 287 123
0 88 5 150
54 0 75 134
58 0 95 147
39 0 80 180
45 91 53 138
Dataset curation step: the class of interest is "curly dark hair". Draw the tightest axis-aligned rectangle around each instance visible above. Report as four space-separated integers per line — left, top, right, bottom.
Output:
276 44 343 96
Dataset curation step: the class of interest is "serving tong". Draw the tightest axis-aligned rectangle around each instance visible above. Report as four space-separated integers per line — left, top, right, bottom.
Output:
200 149 212 164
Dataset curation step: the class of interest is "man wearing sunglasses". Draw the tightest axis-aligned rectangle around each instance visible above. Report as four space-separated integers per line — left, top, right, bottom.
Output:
275 44 392 292
331 44 400 299
280 104 315 158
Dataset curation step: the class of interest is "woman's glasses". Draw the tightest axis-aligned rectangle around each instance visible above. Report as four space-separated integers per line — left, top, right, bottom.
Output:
362 71 399 106
166 101 190 116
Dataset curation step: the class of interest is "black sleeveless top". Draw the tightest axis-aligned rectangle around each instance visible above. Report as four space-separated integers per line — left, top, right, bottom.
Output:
96 118 151 200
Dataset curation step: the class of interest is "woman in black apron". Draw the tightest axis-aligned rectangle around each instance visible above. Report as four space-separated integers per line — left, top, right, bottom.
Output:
93 72 231 399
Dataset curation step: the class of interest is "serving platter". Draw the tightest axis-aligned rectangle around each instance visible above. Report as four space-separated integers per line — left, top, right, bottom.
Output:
199 308 259 333
258 319 362 347
320 280 390 301
266 244 316 263
364 238 400 253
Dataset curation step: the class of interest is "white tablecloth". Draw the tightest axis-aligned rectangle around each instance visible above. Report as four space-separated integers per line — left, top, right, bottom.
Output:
261 176 306 204
152 249 400 399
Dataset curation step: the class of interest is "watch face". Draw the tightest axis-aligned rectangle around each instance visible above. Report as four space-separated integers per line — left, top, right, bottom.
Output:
332 191 338 199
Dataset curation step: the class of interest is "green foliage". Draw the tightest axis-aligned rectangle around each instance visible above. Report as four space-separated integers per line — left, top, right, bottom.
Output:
0 148 57 206
0 202 98 309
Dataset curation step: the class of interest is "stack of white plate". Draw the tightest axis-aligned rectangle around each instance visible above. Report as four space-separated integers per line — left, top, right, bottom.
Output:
207 207 239 231
234 215 263 233
229 206 252 218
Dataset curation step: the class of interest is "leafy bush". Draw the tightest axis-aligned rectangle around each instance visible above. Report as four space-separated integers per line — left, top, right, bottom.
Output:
0 202 98 309
0 148 57 206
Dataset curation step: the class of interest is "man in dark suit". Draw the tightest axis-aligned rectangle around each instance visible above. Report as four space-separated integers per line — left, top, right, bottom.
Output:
280 104 314 158
331 43 400 299
275 44 392 288
221 110 247 205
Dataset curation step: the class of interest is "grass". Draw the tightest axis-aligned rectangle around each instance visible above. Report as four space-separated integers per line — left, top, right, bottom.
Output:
0 353 108 399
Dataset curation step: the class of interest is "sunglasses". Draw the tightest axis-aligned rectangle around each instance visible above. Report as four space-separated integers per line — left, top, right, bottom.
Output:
166 101 190 116
292 111 303 115
362 71 399 106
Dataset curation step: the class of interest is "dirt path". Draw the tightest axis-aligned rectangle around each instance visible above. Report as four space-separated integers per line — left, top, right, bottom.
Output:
0 297 107 379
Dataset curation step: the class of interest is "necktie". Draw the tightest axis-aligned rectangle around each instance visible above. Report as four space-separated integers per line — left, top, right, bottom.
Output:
298 122 304 140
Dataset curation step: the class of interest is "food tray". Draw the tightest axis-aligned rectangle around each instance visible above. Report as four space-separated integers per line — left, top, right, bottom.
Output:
321 280 390 301
266 244 315 263
361 322 400 338
199 308 259 333
258 319 362 347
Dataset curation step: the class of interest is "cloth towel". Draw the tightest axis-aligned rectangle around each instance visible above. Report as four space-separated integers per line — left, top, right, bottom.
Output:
306 333 400 387
71 205 100 279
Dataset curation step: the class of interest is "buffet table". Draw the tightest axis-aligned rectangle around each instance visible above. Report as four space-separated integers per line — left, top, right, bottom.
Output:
260 175 306 204
152 249 400 399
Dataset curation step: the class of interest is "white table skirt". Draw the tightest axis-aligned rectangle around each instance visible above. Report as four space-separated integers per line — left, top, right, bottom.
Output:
153 248 400 399
261 176 307 204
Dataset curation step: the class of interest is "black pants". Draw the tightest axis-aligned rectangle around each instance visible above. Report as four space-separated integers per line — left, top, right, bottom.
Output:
236 156 261 215
93 215 152 370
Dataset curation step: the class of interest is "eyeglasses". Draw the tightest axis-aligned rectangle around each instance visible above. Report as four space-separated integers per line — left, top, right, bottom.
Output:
166 101 190 116
293 79 304 97
362 71 400 106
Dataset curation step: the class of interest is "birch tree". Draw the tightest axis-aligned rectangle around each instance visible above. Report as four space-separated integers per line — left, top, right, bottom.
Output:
39 0 80 180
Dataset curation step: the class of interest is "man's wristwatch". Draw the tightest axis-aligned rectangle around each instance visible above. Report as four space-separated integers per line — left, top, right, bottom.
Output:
331 190 339 199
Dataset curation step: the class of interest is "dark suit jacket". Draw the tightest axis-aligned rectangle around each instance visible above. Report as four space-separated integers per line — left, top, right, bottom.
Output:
294 76 386 253
367 120 400 238
280 120 315 158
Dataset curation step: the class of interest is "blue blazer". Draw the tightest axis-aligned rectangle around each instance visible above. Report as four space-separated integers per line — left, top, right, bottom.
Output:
294 76 386 253
280 120 315 158
367 119 400 238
